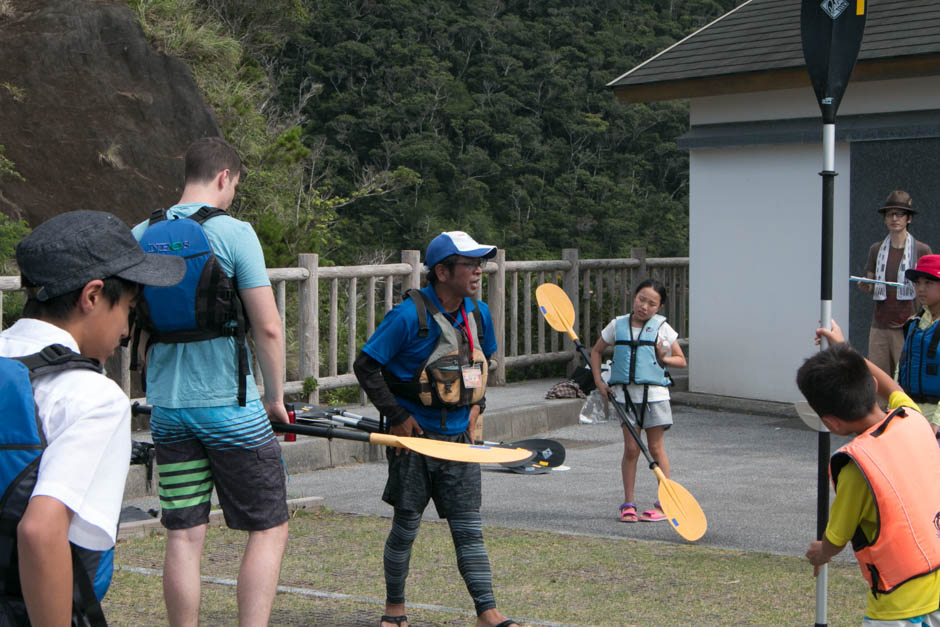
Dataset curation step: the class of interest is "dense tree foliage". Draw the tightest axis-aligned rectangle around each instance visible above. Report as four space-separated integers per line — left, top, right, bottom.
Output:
131 0 741 266
269 0 740 263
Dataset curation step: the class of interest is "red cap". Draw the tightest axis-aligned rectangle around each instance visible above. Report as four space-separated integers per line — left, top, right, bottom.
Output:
905 255 940 282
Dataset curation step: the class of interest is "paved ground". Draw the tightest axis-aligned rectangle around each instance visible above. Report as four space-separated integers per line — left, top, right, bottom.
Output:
125 379 852 561
278 403 850 560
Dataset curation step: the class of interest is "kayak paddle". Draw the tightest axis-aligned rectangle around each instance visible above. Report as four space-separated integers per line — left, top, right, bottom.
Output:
535 282 707 542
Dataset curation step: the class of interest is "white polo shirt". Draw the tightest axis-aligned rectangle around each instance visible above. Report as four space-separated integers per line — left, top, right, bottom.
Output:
0 318 130 550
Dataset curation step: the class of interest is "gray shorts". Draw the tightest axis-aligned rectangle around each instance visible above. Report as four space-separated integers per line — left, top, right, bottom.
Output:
622 399 673 431
382 430 482 518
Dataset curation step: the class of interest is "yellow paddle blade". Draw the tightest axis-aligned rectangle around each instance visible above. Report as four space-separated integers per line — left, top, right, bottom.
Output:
535 283 578 340
653 467 707 541
369 433 533 464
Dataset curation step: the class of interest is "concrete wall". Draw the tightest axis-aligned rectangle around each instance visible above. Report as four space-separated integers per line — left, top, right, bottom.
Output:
688 143 850 402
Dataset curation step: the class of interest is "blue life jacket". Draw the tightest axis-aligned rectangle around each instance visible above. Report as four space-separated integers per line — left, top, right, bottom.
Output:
899 315 940 403
0 344 110 626
607 314 672 387
132 207 249 406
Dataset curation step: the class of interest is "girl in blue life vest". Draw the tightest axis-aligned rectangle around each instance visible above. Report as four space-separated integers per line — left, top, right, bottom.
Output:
589 279 687 523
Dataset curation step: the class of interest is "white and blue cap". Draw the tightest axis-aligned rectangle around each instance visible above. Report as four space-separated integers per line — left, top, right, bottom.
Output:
424 231 497 270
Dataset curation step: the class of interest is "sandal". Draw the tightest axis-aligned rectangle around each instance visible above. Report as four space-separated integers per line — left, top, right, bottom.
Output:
494 621 520 627
639 501 668 522
380 615 408 626
619 502 638 522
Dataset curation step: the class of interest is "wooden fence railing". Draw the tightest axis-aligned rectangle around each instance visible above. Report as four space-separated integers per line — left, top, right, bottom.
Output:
0 248 688 403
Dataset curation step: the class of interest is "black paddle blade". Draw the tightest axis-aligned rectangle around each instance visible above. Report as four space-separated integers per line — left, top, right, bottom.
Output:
801 0 867 123
507 462 552 475
286 403 333 420
503 438 565 468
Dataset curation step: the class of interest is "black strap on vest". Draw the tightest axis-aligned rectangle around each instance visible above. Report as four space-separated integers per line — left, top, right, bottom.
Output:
404 289 483 343
928 323 940 360
406 289 430 338
870 406 907 438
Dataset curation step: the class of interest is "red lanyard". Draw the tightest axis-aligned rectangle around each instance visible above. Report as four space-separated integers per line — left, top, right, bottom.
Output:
444 304 474 354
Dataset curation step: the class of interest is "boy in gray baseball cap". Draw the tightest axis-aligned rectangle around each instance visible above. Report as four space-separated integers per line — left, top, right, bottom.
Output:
0 210 184 625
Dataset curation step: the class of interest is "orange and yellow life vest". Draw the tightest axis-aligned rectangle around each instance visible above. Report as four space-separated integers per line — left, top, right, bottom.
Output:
831 407 940 595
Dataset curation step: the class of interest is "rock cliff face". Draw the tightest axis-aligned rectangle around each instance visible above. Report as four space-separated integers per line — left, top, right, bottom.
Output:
0 0 219 228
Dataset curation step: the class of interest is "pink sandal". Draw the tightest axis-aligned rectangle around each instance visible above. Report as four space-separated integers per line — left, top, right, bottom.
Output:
619 502 638 522
639 501 667 522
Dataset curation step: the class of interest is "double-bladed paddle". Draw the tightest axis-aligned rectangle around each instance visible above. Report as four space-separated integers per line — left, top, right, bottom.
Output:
801 3 867 624
534 282 707 542
131 403 532 465
288 404 566 469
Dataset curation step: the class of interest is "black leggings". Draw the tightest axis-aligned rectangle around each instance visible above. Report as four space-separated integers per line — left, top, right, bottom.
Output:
384 508 496 615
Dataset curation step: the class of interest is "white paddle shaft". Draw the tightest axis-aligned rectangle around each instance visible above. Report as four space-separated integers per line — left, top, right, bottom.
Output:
849 275 905 288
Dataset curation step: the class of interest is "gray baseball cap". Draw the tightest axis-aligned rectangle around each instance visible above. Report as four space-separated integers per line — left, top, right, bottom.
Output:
17 210 186 301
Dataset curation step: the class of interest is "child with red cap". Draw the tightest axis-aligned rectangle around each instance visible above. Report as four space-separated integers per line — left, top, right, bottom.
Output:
897 254 940 434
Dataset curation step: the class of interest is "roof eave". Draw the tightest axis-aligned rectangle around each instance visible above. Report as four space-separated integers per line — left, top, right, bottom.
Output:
610 55 940 104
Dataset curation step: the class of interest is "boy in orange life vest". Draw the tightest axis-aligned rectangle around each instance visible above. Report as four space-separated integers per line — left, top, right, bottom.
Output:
798 320 940 624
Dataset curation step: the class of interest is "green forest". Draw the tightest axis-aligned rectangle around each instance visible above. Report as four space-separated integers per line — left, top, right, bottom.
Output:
134 0 740 267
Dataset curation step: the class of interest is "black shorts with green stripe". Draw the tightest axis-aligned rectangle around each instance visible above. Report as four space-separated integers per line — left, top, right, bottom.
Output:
155 438 288 531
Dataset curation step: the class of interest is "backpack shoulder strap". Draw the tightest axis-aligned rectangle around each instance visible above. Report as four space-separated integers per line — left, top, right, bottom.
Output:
14 344 102 378
927 319 940 359
147 208 167 226
70 546 108 627
189 205 227 225
404 289 432 338
470 300 483 341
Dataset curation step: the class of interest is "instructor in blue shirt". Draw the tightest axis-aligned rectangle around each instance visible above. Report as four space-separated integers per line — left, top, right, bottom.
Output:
354 231 519 627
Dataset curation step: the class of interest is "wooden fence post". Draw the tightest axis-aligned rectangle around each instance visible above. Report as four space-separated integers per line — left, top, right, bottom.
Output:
402 250 421 294
632 247 647 279
298 253 319 404
562 248 580 373
491 249 506 385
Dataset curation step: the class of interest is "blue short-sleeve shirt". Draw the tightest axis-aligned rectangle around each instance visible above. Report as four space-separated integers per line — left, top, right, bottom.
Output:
131 203 270 408
362 285 497 434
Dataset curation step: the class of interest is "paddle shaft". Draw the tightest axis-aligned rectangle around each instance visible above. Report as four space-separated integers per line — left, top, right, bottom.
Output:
300 407 565 467
801 3 867 622
571 342 658 470
849 275 905 288
307 405 559 452
134 403 438 452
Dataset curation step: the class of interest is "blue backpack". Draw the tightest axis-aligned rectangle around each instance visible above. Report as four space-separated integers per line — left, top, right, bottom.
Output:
0 344 109 626
132 206 249 406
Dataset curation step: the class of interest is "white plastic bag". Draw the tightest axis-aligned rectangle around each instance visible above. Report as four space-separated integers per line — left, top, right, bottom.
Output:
579 389 609 424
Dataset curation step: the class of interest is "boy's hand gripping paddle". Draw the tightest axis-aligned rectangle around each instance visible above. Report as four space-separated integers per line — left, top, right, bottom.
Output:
131 403 532 465
802 3 867 625
535 283 707 542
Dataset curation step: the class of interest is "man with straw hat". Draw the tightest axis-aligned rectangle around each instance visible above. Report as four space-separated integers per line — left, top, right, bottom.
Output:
858 190 931 378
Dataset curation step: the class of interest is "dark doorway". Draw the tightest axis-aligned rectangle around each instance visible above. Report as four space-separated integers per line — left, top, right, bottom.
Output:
849 137 940 353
